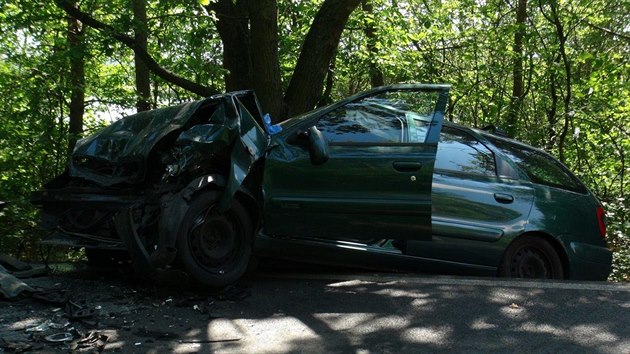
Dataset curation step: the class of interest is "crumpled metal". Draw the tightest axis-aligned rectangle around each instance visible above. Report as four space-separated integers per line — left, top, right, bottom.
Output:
0 267 35 299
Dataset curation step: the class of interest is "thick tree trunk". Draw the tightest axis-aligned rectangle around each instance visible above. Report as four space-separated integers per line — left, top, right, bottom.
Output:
284 0 362 118
248 0 285 118
506 0 528 137
132 0 151 112
362 0 384 88
66 1 84 153
208 0 252 92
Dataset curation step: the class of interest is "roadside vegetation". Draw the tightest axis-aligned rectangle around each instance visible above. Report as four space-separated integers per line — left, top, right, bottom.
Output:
0 0 628 280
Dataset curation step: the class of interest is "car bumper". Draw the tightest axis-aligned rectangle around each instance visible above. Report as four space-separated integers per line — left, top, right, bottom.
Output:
566 241 612 281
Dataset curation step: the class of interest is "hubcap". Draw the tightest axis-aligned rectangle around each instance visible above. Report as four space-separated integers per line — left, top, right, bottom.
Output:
511 247 551 279
189 210 239 272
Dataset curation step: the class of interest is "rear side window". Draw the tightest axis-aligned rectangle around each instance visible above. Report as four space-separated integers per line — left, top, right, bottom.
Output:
435 127 496 176
487 137 586 193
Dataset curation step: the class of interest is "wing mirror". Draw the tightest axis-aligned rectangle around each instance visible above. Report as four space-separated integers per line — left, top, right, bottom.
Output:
307 126 329 165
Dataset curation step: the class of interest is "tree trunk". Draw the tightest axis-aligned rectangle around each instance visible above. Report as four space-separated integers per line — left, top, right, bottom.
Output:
132 0 151 112
550 2 571 162
66 1 84 153
506 0 528 137
208 0 252 92
248 0 285 118
539 0 572 161
284 0 362 118
362 0 384 88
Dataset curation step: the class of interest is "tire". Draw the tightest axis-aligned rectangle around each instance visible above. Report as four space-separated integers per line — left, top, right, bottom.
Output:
176 191 253 288
499 235 564 279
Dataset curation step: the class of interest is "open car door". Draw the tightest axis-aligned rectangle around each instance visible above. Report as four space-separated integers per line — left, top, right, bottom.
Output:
263 84 449 243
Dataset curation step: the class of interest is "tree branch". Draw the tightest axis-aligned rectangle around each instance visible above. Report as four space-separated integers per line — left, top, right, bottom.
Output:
55 0 218 97
587 21 630 41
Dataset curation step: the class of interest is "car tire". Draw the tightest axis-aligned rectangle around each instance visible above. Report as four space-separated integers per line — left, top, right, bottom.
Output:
499 235 564 279
176 191 253 288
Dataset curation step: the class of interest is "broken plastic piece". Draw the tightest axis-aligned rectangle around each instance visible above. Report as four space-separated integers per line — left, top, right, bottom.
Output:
263 113 282 135
45 333 73 343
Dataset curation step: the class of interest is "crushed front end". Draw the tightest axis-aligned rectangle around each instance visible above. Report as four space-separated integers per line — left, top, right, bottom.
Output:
32 91 269 281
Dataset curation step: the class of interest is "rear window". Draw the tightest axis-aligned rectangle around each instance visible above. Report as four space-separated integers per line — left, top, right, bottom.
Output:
486 136 587 193
435 127 496 176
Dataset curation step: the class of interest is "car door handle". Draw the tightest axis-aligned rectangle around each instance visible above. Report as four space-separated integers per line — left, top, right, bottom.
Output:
392 162 422 172
494 193 514 204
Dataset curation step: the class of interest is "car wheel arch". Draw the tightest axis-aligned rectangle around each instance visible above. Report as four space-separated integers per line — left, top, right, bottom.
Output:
501 231 570 279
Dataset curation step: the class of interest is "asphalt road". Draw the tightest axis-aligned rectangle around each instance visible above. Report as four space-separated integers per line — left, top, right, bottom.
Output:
1 265 629 353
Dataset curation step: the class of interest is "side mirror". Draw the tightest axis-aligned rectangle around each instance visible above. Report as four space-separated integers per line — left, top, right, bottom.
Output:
307 126 329 165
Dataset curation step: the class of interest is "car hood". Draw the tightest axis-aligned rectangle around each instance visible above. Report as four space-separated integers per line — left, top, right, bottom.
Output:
70 91 269 187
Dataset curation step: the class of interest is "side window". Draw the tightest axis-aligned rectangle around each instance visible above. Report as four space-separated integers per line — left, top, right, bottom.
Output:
435 127 496 176
316 90 439 144
486 137 586 193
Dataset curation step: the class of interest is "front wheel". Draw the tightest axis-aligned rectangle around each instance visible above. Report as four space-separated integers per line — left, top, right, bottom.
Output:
176 192 253 287
499 235 565 279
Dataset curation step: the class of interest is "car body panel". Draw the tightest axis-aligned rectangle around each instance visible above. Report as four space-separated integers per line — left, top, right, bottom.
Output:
410 173 534 266
264 144 436 241
526 184 612 280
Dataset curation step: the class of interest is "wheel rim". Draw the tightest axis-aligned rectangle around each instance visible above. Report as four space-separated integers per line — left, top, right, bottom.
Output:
188 208 242 275
510 246 552 279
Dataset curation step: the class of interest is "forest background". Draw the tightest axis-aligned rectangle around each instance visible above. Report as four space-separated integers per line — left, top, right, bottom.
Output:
0 0 628 280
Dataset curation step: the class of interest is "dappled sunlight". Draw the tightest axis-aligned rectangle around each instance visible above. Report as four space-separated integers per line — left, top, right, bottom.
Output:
326 279 375 289
470 317 499 330
488 287 527 304
204 315 323 352
400 325 453 345
516 322 620 349
314 313 378 332
371 288 430 299
316 313 408 336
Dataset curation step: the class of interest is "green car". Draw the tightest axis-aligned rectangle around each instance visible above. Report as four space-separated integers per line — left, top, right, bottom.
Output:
32 84 612 286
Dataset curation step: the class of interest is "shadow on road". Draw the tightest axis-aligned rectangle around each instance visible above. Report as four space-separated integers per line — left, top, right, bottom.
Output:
1 261 628 353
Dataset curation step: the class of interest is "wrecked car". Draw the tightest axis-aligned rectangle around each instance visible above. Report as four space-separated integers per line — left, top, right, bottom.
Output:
31 85 612 286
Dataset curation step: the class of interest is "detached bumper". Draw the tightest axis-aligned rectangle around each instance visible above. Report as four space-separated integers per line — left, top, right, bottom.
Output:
567 241 612 281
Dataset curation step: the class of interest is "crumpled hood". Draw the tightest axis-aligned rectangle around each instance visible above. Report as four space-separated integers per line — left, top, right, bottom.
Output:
70 91 269 187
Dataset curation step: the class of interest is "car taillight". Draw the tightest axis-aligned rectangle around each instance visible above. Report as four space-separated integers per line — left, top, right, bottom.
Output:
596 206 606 239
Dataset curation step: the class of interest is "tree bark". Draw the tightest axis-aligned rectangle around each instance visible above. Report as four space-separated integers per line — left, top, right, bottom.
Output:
132 0 151 112
248 0 285 118
284 0 362 117
207 0 252 92
66 1 84 153
506 0 528 137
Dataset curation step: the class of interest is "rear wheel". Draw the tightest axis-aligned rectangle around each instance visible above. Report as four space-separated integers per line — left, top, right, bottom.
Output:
499 235 564 279
176 192 253 287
